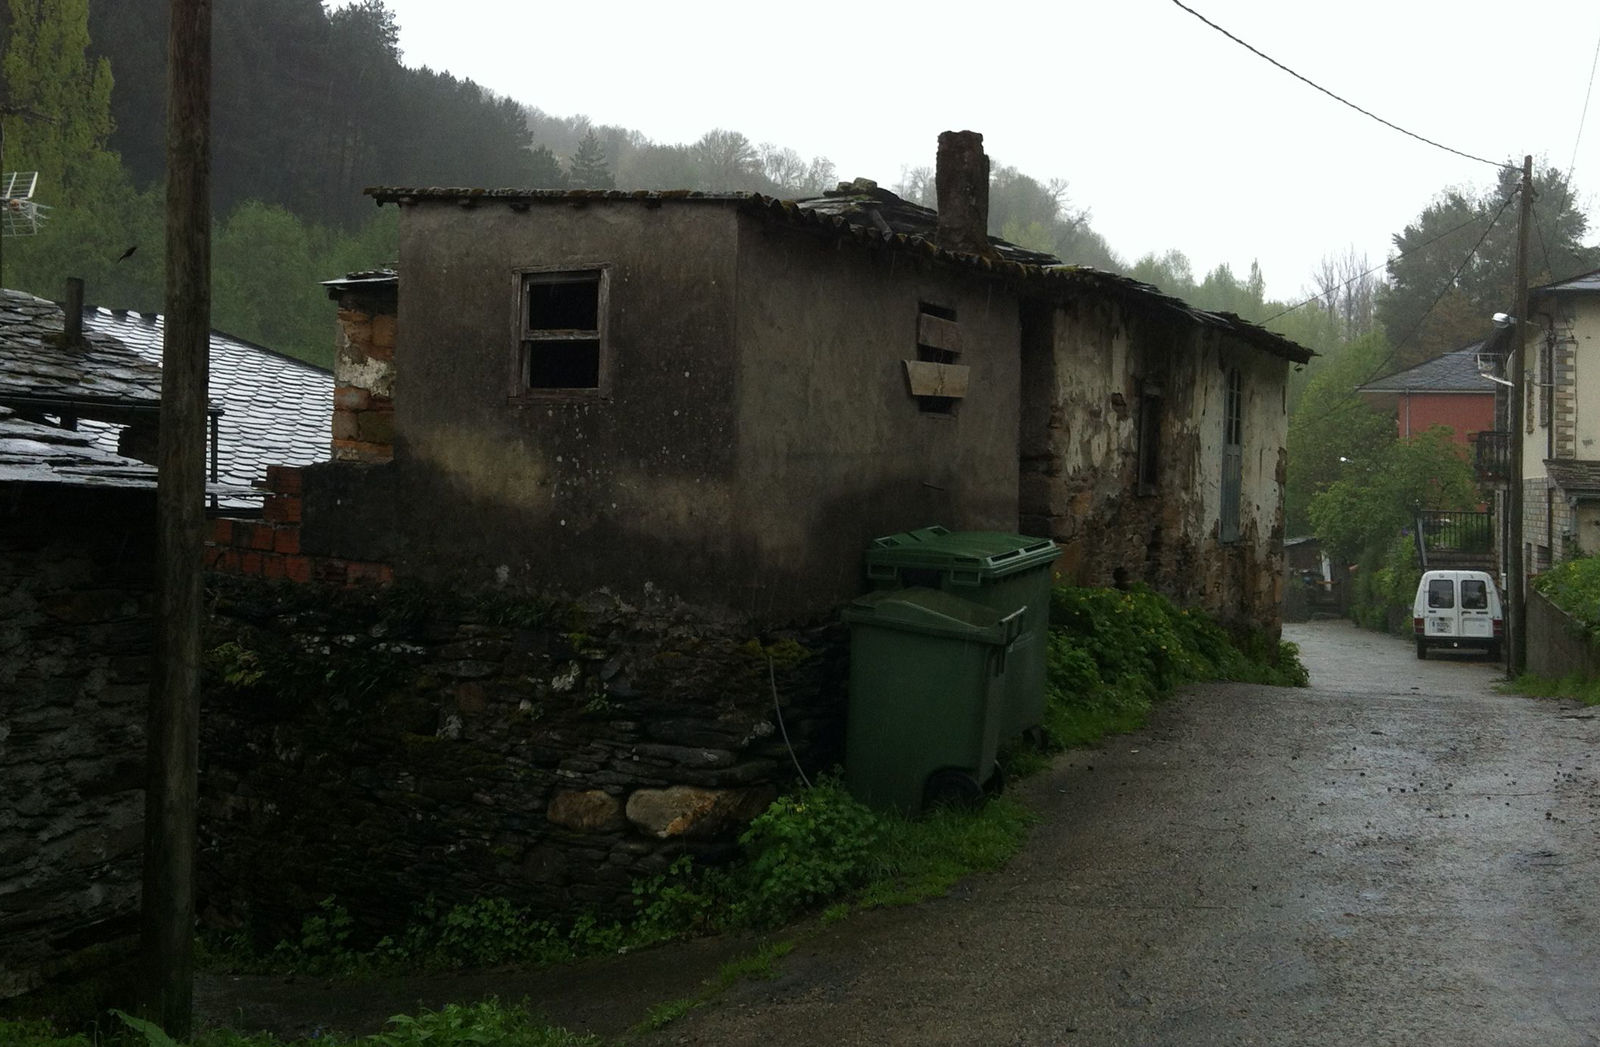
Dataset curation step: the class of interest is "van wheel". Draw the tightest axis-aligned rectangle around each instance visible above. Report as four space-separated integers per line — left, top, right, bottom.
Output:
1487 641 1502 662
1416 639 1427 660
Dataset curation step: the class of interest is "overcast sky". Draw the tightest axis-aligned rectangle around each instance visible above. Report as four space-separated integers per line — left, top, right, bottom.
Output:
376 0 1600 302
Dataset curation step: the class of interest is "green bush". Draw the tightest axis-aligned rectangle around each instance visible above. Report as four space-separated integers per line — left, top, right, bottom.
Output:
1533 555 1600 633
729 777 882 927
1040 584 1307 750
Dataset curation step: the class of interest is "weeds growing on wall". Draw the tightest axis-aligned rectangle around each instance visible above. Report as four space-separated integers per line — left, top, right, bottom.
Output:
195 583 1304 985
1037 584 1307 753
1532 554 1600 634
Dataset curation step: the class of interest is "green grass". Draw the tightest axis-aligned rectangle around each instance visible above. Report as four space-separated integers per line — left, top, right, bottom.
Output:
1504 671 1600 705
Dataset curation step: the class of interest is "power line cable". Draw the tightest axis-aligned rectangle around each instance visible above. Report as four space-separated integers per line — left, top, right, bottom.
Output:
1569 26 1600 179
1169 0 1503 169
1261 205 1501 327
1291 191 1518 433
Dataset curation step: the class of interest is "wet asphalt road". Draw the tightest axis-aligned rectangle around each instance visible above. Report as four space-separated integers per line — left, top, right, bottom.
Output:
641 620 1600 1046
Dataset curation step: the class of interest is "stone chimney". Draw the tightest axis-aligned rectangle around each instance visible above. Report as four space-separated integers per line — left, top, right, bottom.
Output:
935 130 993 258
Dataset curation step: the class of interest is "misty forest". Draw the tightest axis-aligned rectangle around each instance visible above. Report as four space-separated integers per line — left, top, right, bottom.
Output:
2 0 1598 546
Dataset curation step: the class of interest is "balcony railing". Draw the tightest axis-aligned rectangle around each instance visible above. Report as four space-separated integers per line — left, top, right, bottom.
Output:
1473 430 1512 482
1414 510 1496 569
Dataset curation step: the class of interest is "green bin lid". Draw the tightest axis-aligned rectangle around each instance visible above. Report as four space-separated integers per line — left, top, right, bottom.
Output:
842 587 1021 644
865 526 1058 585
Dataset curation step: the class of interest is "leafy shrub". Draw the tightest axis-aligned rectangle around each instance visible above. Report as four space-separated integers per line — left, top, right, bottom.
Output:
1533 554 1600 633
728 777 882 927
369 1000 597 1047
0 1019 91 1047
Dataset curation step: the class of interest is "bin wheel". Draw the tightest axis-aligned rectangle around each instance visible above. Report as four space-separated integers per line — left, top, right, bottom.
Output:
985 760 1007 797
924 768 984 810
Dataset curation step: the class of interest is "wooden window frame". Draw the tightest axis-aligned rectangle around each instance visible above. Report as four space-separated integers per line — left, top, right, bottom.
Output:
510 265 612 402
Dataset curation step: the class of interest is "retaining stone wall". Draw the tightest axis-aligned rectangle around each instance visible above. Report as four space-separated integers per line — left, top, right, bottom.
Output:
0 486 155 999
198 576 847 946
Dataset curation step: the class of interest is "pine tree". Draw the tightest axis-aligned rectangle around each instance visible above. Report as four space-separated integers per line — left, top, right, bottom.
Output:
567 130 614 189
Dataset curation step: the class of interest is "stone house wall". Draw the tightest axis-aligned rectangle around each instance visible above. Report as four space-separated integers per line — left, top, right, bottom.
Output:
0 485 155 999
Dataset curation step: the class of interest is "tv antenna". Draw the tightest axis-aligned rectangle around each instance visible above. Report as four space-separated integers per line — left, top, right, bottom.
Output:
1 171 49 236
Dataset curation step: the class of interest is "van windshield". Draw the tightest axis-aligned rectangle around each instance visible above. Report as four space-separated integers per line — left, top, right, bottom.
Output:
1427 579 1455 609
1461 579 1489 609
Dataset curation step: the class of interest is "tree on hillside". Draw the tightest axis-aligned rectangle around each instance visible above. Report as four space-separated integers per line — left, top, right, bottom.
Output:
1310 247 1378 343
692 128 762 188
567 130 613 189
1283 332 1395 534
1378 164 1599 368
1 0 116 203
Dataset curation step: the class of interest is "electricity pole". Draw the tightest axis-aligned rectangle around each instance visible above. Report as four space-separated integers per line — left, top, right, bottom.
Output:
1507 154 1532 676
139 0 210 1038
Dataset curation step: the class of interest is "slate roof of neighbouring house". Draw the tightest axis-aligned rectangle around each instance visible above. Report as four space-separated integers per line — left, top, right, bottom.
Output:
363 183 1314 365
79 308 333 498
0 403 156 489
1533 268 1600 295
1544 459 1600 493
0 288 165 421
0 288 332 508
1358 343 1499 395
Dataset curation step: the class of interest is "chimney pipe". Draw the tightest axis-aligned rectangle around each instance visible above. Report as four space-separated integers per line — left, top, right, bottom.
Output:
63 277 85 348
935 130 992 258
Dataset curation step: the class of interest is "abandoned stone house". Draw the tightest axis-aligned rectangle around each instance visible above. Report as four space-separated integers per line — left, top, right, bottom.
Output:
314 132 1311 633
1 134 1314 991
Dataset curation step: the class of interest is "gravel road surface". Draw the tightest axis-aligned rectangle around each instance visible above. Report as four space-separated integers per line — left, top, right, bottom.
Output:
634 619 1600 1046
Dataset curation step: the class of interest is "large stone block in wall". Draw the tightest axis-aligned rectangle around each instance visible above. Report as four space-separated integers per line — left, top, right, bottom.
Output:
625 785 776 840
547 789 626 833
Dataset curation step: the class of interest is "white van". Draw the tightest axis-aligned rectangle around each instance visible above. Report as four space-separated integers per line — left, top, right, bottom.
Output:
1412 569 1503 660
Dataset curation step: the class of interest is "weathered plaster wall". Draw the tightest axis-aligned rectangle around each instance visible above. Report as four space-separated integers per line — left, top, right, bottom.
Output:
198 577 844 943
728 220 1023 617
304 200 1028 623
0 486 154 999
1020 293 1289 633
303 202 752 615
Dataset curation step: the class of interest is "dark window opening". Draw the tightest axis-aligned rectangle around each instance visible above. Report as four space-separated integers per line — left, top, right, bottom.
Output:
527 275 600 331
527 340 600 389
1427 579 1455 609
1137 388 1161 496
519 268 606 394
1461 580 1488 609
1220 367 1243 543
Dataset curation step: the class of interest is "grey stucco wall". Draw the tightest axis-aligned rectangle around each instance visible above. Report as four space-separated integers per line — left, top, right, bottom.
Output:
1 485 155 1000
728 219 1023 618
307 200 1026 622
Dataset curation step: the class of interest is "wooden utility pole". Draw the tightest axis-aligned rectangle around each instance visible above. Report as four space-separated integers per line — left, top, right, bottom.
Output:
1507 154 1532 676
139 0 210 1038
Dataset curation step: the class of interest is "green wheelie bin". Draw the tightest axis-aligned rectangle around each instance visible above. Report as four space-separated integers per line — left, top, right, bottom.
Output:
841 587 1022 814
864 526 1057 743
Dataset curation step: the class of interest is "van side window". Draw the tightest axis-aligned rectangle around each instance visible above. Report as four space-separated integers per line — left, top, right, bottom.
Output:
1461 580 1488 610
1427 579 1455 609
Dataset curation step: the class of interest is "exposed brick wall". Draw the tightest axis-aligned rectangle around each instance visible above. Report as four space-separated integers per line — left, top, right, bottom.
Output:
205 466 392 587
332 304 395 464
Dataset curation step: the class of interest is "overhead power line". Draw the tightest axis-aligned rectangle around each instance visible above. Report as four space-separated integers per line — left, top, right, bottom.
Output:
1569 26 1600 179
1261 205 1500 327
1291 191 1518 433
1169 0 1503 169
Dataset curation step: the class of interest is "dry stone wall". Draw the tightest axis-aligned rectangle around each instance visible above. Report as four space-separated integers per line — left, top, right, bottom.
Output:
0 486 155 999
198 576 846 946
